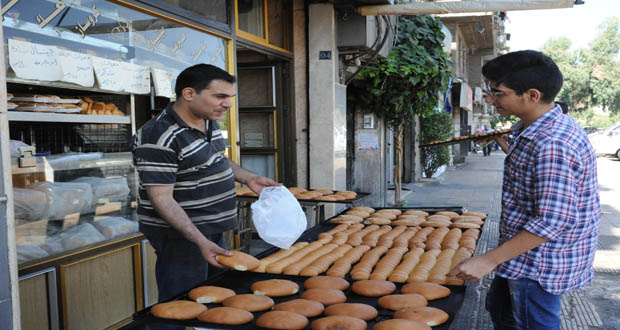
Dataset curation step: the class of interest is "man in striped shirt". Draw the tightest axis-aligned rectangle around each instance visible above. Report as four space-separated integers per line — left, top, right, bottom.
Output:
131 64 279 301
448 51 600 329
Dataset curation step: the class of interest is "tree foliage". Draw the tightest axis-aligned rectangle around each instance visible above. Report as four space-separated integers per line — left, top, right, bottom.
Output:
349 15 451 125
420 111 452 178
542 17 620 114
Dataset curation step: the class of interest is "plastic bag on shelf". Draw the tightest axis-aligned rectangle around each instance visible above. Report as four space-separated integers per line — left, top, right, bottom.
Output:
28 182 93 220
17 245 49 263
10 140 32 158
251 186 306 249
71 176 130 203
46 152 103 166
13 188 49 221
57 223 106 251
93 217 138 239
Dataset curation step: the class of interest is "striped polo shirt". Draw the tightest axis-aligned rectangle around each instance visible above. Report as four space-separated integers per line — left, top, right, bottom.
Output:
131 103 238 234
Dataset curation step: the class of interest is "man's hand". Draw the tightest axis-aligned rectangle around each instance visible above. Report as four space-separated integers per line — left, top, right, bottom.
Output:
446 255 498 282
198 239 233 268
246 175 281 195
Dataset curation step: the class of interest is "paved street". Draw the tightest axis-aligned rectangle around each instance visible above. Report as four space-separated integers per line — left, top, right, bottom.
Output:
403 151 620 330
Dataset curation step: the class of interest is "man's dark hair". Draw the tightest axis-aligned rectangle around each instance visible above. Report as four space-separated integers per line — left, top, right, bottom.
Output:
174 64 236 97
555 101 569 114
482 50 563 103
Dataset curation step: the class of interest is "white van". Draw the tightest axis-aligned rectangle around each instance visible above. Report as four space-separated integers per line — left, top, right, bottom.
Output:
589 122 620 159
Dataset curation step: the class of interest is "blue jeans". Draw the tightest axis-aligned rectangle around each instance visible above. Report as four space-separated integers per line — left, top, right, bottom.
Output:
140 224 227 303
486 275 562 330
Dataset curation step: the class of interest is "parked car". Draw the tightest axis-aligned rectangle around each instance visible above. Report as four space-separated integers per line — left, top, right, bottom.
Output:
589 122 620 159
583 126 599 135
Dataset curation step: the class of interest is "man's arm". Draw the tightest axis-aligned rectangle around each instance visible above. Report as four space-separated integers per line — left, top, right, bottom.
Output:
228 159 280 194
494 135 509 154
446 230 548 282
146 185 231 267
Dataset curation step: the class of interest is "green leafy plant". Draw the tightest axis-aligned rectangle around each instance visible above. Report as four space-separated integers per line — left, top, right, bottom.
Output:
420 111 452 178
349 15 451 204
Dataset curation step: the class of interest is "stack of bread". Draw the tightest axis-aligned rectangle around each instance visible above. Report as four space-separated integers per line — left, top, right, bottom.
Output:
254 209 485 285
235 186 358 201
80 97 124 115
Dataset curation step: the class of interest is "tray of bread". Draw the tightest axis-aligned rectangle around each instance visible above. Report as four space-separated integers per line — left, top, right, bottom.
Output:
13 102 82 113
7 102 18 110
236 186 370 204
420 128 511 148
11 94 81 103
128 207 485 330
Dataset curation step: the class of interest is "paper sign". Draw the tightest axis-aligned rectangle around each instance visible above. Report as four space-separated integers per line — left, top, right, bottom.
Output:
123 62 151 94
92 56 125 92
357 130 379 150
57 49 94 87
8 39 62 81
151 67 176 98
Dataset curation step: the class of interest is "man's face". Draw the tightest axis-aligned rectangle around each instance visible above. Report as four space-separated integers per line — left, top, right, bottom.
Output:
485 81 526 117
187 79 235 121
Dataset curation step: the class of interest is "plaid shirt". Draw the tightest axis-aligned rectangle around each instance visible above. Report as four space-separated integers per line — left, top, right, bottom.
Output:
497 105 600 295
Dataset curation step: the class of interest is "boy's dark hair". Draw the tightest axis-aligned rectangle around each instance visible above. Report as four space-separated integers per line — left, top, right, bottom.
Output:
482 50 563 103
175 64 235 97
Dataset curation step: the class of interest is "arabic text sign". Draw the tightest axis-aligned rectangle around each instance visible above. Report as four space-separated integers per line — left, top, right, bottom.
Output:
92 57 125 92
123 62 151 94
151 68 176 98
8 39 62 81
57 49 94 87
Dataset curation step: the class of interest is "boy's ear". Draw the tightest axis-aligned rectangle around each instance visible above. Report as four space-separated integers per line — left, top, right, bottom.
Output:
526 88 543 103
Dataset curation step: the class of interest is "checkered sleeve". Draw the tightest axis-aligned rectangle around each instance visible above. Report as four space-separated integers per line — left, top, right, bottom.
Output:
524 140 580 240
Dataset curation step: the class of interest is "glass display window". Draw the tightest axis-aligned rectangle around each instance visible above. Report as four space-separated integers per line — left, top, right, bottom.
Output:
235 0 291 52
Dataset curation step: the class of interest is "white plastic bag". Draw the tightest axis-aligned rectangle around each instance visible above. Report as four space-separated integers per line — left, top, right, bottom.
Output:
251 186 306 249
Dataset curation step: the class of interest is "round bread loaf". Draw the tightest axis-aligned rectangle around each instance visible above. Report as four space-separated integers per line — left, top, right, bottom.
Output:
372 318 432 330
273 299 324 317
300 288 347 306
378 294 427 311
252 279 299 297
216 251 260 271
313 189 334 195
346 210 371 218
188 286 236 303
288 187 307 194
256 311 309 330
304 276 350 291
311 315 367 330
393 306 449 326
150 300 206 320
324 303 378 321
316 195 338 201
222 294 274 312
401 282 451 300
350 280 396 297
197 306 253 325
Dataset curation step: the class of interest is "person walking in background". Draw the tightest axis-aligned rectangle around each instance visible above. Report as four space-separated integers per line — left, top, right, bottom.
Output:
131 64 279 302
448 50 600 330
482 124 494 156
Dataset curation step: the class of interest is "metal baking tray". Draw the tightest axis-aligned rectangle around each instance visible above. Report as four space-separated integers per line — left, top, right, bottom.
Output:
237 191 371 205
124 219 469 330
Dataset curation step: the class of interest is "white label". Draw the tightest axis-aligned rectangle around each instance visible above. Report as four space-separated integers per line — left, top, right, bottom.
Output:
8 39 62 81
92 56 125 92
151 67 176 98
123 62 150 94
57 49 94 87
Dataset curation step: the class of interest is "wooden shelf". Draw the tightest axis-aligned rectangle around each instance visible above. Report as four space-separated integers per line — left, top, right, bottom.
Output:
8 111 131 124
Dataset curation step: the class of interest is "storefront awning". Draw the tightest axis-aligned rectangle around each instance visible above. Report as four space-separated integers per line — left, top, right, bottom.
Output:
357 0 574 16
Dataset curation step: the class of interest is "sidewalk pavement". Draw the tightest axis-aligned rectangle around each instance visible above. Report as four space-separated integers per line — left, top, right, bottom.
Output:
402 151 620 330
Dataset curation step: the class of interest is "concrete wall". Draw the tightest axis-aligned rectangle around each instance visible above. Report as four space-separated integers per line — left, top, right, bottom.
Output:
352 112 386 206
292 0 308 187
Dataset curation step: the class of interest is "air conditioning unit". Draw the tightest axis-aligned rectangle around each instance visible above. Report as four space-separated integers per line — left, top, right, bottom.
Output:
337 13 394 58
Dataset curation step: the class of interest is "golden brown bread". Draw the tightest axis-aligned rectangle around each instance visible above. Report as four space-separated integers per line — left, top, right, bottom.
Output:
424 227 450 250
428 248 457 284
369 247 408 280
350 246 388 280
403 210 429 217
426 215 451 222
393 306 449 327
150 300 206 320
433 211 459 219
361 225 393 247
349 206 374 213
408 249 441 282
282 243 338 275
299 244 353 277
441 228 463 250
326 245 371 278
451 222 481 229
393 227 419 248
401 282 451 300
216 250 260 271
311 315 367 330
350 279 396 297
345 210 371 218
381 208 402 215
197 306 253 325
388 247 424 282
304 276 350 291
364 217 392 225
369 212 397 220
255 242 310 273
188 286 235 303
288 187 307 194
222 294 274 312
324 303 378 321
300 288 347 306
256 311 309 330
266 241 324 274
461 211 487 219
346 225 380 246
273 299 325 317
392 218 425 227
408 227 435 249
251 279 299 297
452 215 484 225
377 293 428 311
377 225 407 248
372 319 432 330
